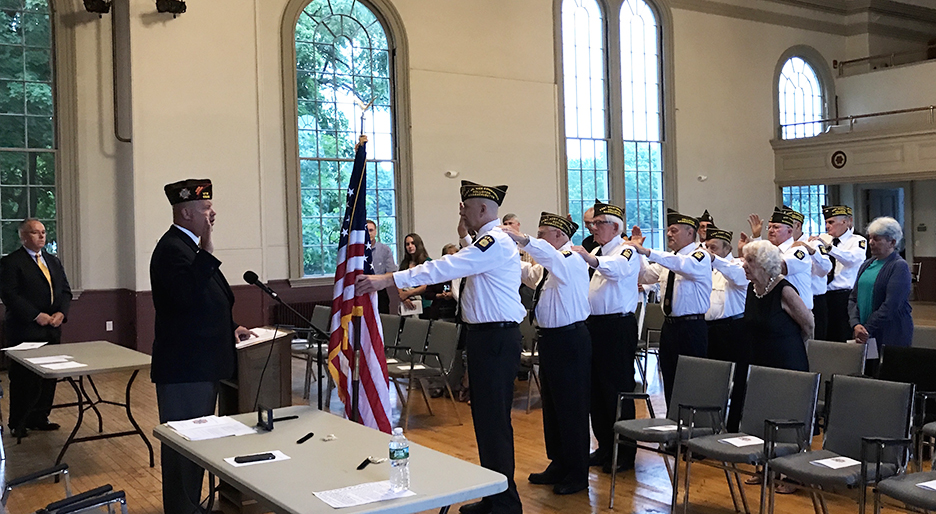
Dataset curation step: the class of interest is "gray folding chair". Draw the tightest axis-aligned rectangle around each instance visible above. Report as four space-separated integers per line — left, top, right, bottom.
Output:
608 356 735 509
681 366 820 514
1 464 71 514
385 317 431 429
380 313 402 352
766 375 915 514
912 326 936 350
291 305 332 400
635 301 664 392
518 316 540 413
807 339 867 428
874 469 936 513
391 320 463 430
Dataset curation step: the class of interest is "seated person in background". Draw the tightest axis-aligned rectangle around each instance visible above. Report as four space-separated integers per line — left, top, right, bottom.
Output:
398 233 431 315
422 243 460 322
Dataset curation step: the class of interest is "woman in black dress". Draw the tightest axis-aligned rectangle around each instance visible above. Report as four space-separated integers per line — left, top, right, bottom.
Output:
740 240 814 371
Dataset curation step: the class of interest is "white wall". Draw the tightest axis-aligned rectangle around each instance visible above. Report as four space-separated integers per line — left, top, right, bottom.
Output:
837 59 936 119
669 8 844 240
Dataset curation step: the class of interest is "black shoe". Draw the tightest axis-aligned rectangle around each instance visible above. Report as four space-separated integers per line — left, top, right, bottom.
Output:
602 460 635 474
553 481 588 495
28 421 60 431
528 463 565 485
458 500 492 514
9 425 28 439
588 450 607 467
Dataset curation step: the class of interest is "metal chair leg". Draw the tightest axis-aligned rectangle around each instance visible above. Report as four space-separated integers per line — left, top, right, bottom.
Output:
609 434 621 510
441 374 462 425
722 467 741 514
417 379 434 416
732 465 750 514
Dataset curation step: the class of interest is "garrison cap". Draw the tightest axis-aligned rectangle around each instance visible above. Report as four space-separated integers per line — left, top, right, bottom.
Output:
539 212 578 239
593 199 624 221
164 179 212 205
770 206 803 226
705 226 733 244
699 210 714 224
666 208 699 230
822 205 853 219
460 180 507 206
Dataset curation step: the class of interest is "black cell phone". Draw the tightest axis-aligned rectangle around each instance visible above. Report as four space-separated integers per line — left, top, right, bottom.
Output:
234 452 276 464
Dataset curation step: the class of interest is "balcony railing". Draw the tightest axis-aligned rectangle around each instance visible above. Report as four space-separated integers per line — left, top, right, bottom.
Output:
780 105 936 138
834 43 936 77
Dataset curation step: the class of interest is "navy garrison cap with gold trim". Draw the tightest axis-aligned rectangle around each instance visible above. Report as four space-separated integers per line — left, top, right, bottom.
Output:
705 225 733 244
539 212 578 239
666 208 699 230
770 206 802 226
822 205 853 219
164 179 212 205
699 210 714 224
593 199 624 221
460 180 507 206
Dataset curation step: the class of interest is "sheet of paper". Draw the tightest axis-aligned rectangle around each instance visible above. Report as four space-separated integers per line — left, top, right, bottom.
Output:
719 435 764 447
224 450 291 467
313 480 415 509
866 337 878 360
916 479 936 491
810 456 860 469
41 361 87 370
25 355 72 364
4 342 47 351
167 415 257 441
236 327 287 349
644 425 678 432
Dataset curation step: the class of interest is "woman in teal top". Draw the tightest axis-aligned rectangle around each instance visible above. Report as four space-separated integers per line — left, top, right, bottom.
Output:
848 217 913 375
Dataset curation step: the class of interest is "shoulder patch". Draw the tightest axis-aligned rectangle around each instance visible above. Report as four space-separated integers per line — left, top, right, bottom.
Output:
819 245 829 255
858 239 867 249
561 250 572 258
621 248 634 260
692 251 705 262
794 249 806 260
474 235 495 252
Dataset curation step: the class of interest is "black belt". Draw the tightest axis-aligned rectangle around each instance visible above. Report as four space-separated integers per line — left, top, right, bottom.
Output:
827 289 851 295
707 313 743 324
664 314 705 324
465 321 519 331
587 312 635 320
537 321 587 334
813 293 826 298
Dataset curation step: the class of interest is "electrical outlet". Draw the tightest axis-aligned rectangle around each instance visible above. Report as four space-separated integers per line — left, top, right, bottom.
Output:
105 321 114 332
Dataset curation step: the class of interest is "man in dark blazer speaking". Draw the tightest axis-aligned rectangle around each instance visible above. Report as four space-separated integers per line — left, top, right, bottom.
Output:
150 179 253 514
0 218 72 438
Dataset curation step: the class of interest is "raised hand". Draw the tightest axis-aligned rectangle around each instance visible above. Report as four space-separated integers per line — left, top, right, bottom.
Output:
747 214 763 239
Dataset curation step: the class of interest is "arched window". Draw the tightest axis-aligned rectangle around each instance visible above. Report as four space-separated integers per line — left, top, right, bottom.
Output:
778 56 824 139
294 0 397 277
0 0 57 255
560 0 668 249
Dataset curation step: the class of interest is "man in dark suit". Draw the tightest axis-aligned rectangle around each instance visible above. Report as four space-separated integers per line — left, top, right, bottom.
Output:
150 179 253 514
0 218 72 438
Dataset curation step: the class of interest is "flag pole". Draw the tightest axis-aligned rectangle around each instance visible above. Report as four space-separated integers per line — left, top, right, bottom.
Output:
350 106 370 423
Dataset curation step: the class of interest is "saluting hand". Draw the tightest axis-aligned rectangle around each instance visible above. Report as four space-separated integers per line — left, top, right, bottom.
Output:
738 232 750 254
571 246 598 267
791 241 815 255
629 226 646 246
747 214 763 239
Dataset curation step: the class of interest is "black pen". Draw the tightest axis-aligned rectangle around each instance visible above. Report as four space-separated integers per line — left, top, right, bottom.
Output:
296 432 315 444
272 415 299 423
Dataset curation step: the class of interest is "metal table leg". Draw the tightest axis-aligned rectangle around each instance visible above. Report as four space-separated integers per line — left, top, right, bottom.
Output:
55 377 85 465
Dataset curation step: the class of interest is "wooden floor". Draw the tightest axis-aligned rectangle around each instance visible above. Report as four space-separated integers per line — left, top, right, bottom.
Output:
4 304 935 514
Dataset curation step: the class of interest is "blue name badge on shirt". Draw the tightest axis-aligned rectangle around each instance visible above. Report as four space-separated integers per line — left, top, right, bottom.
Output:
794 249 806 260
692 250 706 262
475 235 495 252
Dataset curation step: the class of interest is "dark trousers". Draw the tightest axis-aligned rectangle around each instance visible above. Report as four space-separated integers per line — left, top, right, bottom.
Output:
377 289 390 314
156 382 219 514
706 317 749 433
9 360 57 429
586 314 638 466
466 325 522 514
660 318 708 407
813 293 828 341
537 322 591 483
826 289 852 342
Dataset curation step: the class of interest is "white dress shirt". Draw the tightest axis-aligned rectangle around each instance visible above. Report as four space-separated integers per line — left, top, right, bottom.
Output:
706 254 748 321
639 242 712 317
820 228 867 291
393 219 525 324
519 239 590 328
776 236 813 309
800 234 832 297
173 223 200 245
586 235 641 316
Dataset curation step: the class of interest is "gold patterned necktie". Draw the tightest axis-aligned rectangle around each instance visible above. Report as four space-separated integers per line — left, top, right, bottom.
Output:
36 253 53 301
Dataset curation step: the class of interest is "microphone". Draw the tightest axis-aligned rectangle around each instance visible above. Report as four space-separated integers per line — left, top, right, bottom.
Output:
243 271 278 299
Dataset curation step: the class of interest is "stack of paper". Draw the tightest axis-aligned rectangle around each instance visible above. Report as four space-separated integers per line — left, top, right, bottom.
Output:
23 355 87 370
916 479 936 491
313 481 415 508
719 436 764 447
166 415 257 441
3 342 47 351
810 456 860 469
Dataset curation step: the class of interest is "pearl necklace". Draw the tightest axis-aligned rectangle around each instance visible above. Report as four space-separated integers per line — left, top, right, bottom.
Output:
753 275 779 299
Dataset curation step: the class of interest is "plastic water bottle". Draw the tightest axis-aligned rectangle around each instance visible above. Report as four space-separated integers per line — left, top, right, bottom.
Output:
389 427 410 491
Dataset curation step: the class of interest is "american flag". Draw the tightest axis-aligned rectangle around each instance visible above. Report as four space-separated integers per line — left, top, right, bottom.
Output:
327 138 392 433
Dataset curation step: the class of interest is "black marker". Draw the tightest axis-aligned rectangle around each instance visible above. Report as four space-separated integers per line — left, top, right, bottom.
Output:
272 415 299 423
356 458 372 470
296 432 315 444
234 453 276 464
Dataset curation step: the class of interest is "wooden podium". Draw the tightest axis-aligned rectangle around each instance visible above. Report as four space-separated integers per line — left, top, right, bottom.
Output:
219 327 294 415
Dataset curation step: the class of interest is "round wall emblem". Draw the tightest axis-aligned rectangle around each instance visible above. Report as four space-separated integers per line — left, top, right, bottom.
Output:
831 151 847 169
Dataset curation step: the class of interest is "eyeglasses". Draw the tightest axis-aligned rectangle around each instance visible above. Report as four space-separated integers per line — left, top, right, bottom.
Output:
594 220 615 226
584 221 596 228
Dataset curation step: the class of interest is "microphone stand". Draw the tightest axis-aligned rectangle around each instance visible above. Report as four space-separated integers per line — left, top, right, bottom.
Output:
252 286 329 411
